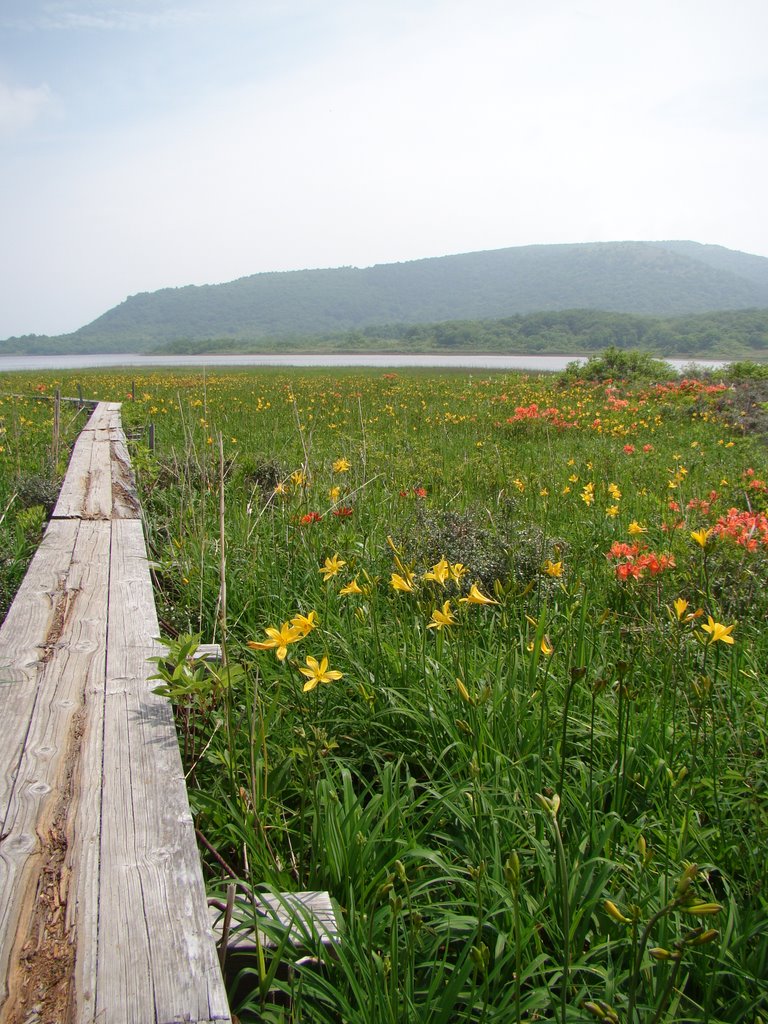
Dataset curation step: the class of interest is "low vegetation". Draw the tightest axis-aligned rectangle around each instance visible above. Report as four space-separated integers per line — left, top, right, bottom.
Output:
0 385 85 618
2 357 767 1022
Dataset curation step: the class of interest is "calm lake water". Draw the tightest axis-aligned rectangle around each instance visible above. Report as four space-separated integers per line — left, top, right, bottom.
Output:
0 353 727 373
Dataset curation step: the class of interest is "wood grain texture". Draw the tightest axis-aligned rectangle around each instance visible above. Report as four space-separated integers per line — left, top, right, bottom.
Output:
52 440 95 519
53 404 114 520
66 531 111 1021
0 519 79 813
96 519 229 1024
110 437 142 520
0 517 80 1012
210 891 340 951
0 521 110 1020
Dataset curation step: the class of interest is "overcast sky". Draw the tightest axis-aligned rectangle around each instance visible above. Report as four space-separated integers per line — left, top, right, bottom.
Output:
1 0 766 338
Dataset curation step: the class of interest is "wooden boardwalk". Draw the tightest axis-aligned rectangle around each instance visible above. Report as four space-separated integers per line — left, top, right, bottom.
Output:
0 404 230 1024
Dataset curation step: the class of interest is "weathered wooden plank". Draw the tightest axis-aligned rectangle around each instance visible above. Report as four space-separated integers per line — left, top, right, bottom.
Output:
65 658 107 1024
196 643 223 662
52 439 94 519
82 439 113 520
0 519 80 816
79 403 114 434
110 437 142 520
102 403 123 434
209 891 340 951
97 519 229 1024
86 440 113 519
66 540 112 1022
0 521 111 1021
53 404 116 520
1 404 231 1023
54 438 113 520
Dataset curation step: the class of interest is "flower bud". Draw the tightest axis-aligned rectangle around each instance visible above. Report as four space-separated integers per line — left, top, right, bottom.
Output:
583 1000 619 1023
649 947 681 961
685 928 719 946
536 792 561 818
675 862 698 897
679 901 723 916
504 851 520 888
470 943 490 974
456 678 472 703
604 900 631 924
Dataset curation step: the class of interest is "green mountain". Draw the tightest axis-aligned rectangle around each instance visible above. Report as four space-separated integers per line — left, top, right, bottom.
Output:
5 240 768 354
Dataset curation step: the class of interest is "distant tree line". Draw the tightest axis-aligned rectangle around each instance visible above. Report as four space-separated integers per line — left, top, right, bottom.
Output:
3 308 768 360
145 308 768 359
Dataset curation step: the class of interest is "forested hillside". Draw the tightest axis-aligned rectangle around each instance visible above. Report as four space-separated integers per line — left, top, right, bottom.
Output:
4 240 768 354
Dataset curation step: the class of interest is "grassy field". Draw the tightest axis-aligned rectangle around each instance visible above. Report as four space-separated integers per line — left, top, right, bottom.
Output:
2 360 767 1022
0 382 87 617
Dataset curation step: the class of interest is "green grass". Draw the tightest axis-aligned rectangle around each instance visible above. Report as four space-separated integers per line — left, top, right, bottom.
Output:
0 382 88 618
4 362 768 1022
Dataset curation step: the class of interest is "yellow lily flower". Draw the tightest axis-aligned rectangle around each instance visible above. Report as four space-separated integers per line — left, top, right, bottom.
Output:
300 655 344 692
691 528 712 548
339 577 363 596
673 598 689 621
390 571 416 593
248 622 303 661
423 558 450 585
319 553 346 581
628 521 647 535
543 559 563 578
427 600 457 630
701 616 735 645
332 457 351 473
527 636 554 656
291 610 319 636
459 583 497 605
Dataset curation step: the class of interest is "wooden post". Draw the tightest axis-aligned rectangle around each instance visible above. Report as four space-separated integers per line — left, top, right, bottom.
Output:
77 384 84 409
52 388 61 469
148 422 155 451
218 432 227 661
131 380 136 402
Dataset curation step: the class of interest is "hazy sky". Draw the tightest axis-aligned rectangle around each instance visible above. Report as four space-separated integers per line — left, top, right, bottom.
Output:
1 0 767 338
